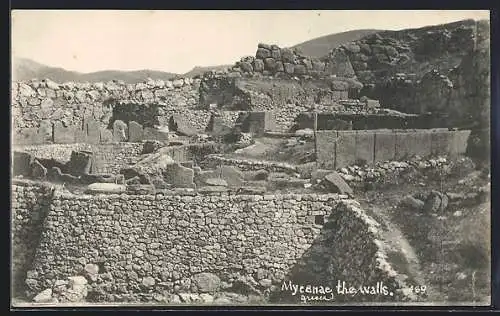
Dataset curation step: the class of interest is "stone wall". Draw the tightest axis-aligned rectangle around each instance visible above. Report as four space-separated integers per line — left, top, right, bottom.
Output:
15 143 144 174
15 142 222 176
227 43 361 80
11 181 54 296
316 129 471 169
200 76 355 132
331 19 477 87
201 155 298 173
12 77 201 133
13 181 413 302
295 112 449 131
281 201 414 303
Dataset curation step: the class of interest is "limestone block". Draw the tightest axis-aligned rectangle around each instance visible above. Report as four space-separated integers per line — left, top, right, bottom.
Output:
113 120 128 142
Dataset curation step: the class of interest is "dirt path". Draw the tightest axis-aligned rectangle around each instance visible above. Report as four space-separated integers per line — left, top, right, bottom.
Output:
357 200 446 303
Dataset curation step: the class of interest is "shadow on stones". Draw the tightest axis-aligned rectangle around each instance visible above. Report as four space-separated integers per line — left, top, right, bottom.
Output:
267 203 389 305
13 186 55 299
106 101 160 129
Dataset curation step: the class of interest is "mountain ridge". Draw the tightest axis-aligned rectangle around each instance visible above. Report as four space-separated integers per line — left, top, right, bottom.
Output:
12 19 486 83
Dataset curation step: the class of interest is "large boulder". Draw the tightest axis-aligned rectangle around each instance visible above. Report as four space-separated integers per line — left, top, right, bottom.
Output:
253 59 265 72
323 172 353 195
219 165 244 187
192 273 221 293
56 276 88 303
423 191 448 213
143 127 170 143
239 61 253 73
256 48 271 59
402 195 425 210
142 140 163 154
170 114 198 137
112 120 128 142
280 48 296 63
163 163 195 188
67 151 93 175
13 151 34 177
32 288 53 303
121 147 176 183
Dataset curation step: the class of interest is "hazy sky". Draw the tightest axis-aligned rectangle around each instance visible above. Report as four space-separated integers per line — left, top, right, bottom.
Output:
11 10 490 74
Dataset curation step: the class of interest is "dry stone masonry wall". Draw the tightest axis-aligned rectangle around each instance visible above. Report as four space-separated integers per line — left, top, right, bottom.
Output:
16 143 144 174
282 200 416 303
12 77 201 133
13 180 414 303
199 76 355 132
11 181 55 296
227 43 361 80
16 142 221 175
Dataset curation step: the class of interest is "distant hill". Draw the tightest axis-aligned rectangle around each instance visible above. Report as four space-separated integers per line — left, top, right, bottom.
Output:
12 58 180 83
292 29 382 58
183 65 233 78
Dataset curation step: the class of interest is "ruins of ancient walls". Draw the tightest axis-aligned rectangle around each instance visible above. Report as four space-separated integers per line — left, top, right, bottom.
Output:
16 142 220 175
334 19 478 87
316 129 471 169
337 19 489 127
12 180 413 302
294 112 449 131
199 76 356 132
11 181 54 297
223 42 360 80
11 77 201 135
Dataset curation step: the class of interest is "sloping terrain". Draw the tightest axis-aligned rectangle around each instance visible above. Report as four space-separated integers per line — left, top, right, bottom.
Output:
356 158 491 304
323 19 483 85
183 65 233 78
292 29 381 58
13 58 180 83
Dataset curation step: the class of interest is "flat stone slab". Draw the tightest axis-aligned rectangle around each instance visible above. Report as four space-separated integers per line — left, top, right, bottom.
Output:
323 171 353 196
86 183 126 194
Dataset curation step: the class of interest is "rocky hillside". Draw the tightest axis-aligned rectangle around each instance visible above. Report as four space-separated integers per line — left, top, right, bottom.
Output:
325 19 480 86
292 29 381 58
336 19 490 161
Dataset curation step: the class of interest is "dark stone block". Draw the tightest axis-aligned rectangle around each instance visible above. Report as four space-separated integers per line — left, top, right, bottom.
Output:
12 151 34 176
128 121 144 142
67 151 93 175
170 114 198 137
163 163 195 188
